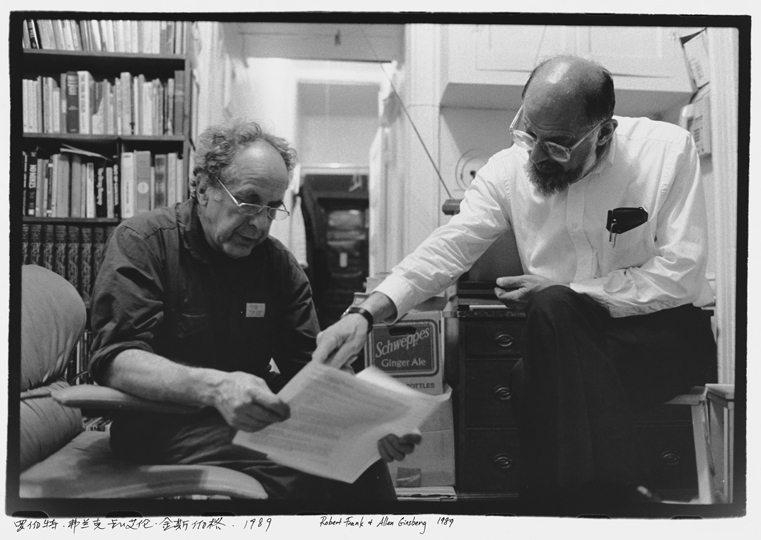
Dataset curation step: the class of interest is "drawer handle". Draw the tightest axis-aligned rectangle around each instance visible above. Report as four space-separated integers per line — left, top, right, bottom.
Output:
493 453 514 470
660 451 681 466
493 385 512 401
494 331 515 349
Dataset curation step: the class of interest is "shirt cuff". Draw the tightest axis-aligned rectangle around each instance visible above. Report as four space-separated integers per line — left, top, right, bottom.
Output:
373 274 420 323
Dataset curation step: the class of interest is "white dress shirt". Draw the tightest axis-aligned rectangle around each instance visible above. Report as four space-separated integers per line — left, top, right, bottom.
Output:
375 116 714 319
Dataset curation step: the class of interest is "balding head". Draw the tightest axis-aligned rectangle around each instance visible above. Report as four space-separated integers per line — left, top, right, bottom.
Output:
522 55 615 127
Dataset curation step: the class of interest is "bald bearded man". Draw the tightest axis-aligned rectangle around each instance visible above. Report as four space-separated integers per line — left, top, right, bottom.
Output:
311 55 716 510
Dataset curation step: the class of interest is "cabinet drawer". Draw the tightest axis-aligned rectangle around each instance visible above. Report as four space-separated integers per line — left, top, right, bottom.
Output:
463 321 523 357
636 423 698 496
457 429 520 494
462 359 519 428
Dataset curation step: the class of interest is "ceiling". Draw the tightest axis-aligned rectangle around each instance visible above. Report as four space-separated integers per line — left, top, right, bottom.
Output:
236 23 404 63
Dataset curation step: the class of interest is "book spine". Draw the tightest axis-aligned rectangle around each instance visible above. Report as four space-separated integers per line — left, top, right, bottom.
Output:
154 153 167 208
55 153 70 217
112 160 121 219
167 152 177 206
134 150 152 215
78 71 92 135
66 71 79 133
105 165 114 219
22 223 30 264
26 19 40 49
54 224 68 278
25 149 36 216
93 225 106 283
41 223 55 271
95 162 107 217
91 79 105 135
119 72 131 135
69 154 83 218
120 152 134 218
66 225 80 293
80 225 93 303
173 70 184 135
45 156 56 217
36 156 48 217
29 223 43 266
86 161 95 218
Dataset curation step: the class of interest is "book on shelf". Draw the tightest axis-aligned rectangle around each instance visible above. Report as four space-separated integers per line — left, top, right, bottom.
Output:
54 224 67 278
65 71 79 134
80 225 93 303
25 20 40 49
77 71 92 134
24 148 38 216
167 152 177 206
41 223 55 271
154 154 167 208
66 225 81 293
111 160 121 219
173 70 185 135
120 151 135 219
29 223 42 266
22 223 30 264
25 69 183 136
134 150 152 215
55 154 70 218
95 163 108 218
69 153 84 218
85 161 96 218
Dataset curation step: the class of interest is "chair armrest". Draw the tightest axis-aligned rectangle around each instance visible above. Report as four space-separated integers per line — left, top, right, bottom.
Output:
51 385 204 415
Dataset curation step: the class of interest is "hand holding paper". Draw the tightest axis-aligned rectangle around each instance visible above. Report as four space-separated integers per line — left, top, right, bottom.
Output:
232 361 450 483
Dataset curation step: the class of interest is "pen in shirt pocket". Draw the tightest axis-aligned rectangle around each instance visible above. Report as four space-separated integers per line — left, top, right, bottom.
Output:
606 207 648 248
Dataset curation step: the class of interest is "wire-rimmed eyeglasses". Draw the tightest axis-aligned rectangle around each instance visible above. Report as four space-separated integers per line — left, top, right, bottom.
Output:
509 106 608 163
217 180 290 221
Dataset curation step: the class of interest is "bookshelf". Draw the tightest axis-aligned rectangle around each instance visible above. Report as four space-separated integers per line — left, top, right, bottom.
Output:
19 18 193 306
18 18 195 393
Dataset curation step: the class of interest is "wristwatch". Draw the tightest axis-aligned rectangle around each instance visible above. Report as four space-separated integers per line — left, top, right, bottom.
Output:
342 305 374 334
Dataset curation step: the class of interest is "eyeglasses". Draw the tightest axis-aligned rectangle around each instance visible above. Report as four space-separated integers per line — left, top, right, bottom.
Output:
509 106 608 163
217 180 290 221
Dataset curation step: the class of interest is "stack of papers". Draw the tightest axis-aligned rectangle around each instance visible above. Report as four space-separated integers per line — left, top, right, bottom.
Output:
233 362 450 483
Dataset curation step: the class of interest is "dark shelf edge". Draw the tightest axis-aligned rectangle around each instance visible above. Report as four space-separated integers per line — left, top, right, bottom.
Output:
22 48 185 62
21 216 121 224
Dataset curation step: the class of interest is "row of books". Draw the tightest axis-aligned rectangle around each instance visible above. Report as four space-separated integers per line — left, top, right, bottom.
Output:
23 19 188 56
23 69 186 136
22 223 115 304
22 147 186 219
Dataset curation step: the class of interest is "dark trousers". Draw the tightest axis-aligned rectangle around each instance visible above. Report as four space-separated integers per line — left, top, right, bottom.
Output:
110 409 397 501
509 286 715 503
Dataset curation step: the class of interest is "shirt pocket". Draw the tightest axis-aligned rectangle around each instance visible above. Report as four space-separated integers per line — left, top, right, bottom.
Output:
599 220 656 274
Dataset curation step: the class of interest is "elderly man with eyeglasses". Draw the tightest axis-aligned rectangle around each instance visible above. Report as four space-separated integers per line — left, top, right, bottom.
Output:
88 119 416 502
313 55 716 510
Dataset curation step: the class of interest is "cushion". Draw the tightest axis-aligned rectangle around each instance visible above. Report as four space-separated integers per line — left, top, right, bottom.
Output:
20 431 268 499
21 265 86 391
20 379 83 472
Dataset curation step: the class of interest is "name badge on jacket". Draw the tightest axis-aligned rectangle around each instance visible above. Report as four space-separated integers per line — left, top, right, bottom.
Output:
246 303 266 318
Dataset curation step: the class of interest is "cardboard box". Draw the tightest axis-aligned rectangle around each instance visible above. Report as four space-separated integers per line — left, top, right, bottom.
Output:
364 296 448 396
386 395 455 488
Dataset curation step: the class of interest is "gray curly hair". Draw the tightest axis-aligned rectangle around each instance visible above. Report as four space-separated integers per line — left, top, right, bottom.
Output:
190 119 297 197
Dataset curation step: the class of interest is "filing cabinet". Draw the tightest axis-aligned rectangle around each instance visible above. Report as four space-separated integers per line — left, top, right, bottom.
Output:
449 301 699 501
452 308 525 498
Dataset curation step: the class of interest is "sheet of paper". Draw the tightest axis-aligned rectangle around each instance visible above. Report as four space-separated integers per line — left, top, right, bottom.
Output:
233 362 450 483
